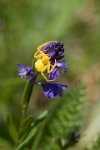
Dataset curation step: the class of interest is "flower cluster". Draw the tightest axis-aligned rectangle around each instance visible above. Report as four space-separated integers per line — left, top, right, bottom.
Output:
42 41 68 80
16 41 68 98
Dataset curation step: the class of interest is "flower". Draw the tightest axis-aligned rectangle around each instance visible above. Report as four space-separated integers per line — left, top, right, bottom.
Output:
42 41 64 61
16 41 68 99
16 64 34 81
41 41 68 81
47 68 60 80
34 41 67 82
41 83 68 98
56 61 68 73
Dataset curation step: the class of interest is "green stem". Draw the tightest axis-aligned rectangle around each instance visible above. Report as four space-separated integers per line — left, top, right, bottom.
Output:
16 77 37 148
22 79 34 117
21 61 37 118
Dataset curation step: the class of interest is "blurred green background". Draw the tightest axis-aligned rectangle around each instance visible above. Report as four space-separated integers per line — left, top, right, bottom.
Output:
0 0 100 149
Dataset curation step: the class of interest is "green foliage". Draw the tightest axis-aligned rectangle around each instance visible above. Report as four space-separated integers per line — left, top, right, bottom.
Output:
31 82 87 150
7 113 18 143
85 136 100 150
7 81 87 150
15 110 48 150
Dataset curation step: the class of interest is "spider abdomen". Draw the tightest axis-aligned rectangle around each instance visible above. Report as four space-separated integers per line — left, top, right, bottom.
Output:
35 60 46 72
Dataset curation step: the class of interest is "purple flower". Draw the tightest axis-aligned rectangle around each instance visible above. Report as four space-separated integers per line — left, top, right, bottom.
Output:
56 61 68 73
41 83 68 98
41 41 67 81
47 68 60 80
17 41 68 99
43 41 64 61
47 61 68 81
16 64 34 81
43 41 63 51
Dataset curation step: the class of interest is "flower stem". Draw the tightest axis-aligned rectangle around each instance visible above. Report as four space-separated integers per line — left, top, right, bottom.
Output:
22 78 34 118
21 60 38 117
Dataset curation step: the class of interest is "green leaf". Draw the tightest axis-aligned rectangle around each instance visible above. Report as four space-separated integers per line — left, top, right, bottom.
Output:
34 110 48 125
37 110 48 121
16 127 37 150
7 113 18 143
19 115 34 140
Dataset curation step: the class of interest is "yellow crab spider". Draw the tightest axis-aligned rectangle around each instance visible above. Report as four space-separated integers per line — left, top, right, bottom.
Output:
34 45 56 82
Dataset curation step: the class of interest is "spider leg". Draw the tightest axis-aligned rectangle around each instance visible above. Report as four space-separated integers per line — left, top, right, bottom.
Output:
37 41 52 51
34 50 50 60
41 72 54 82
34 41 52 59
34 49 45 59
34 44 45 58
47 59 56 73
34 51 41 59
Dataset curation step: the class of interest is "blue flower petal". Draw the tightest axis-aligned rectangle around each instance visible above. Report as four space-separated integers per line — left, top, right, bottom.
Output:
29 70 35 81
56 61 68 73
43 41 62 51
47 68 60 81
42 41 64 61
42 83 68 98
16 64 35 81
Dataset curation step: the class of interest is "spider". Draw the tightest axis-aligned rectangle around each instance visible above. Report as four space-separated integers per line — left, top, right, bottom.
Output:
34 43 56 82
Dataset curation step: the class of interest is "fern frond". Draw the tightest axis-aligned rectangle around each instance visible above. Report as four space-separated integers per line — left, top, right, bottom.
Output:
32 81 87 150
